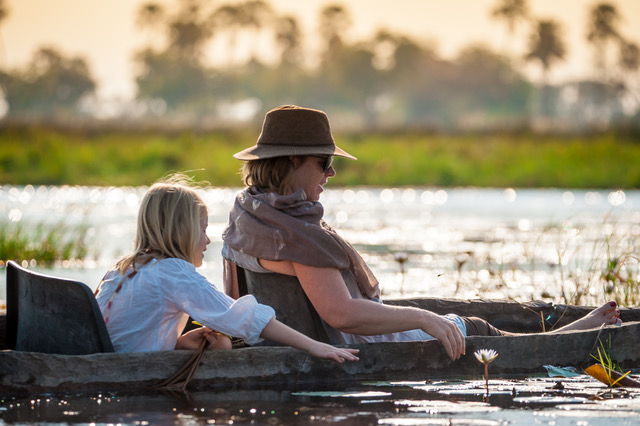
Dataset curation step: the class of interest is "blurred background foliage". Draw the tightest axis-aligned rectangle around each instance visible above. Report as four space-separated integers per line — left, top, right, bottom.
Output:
0 0 637 132
0 0 639 188
2 125 639 188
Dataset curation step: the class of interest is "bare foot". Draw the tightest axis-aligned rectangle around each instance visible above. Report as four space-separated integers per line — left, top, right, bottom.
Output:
554 301 621 332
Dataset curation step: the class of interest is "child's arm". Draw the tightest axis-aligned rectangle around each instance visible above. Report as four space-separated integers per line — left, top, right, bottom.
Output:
259 318 359 363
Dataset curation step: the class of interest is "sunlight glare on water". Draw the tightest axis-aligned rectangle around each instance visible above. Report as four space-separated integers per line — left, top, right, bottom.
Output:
0 185 638 306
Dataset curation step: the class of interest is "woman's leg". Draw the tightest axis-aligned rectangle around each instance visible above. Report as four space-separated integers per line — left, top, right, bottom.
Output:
462 316 515 337
463 301 621 337
551 301 621 332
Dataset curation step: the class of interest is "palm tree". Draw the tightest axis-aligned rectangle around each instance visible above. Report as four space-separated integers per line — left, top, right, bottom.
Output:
526 20 566 83
620 41 639 73
525 19 566 116
318 4 351 67
212 0 273 65
165 0 215 63
491 0 530 60
274 15 302 68
586 3 621 74
0 0 9 64
619 41 640 104
136 2 164 30
136 2 165 46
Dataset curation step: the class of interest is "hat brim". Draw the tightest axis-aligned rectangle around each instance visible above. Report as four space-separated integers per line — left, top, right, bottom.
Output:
233 144 357 161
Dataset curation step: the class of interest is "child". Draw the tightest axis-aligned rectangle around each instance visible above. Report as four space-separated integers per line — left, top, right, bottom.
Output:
95 174 359 363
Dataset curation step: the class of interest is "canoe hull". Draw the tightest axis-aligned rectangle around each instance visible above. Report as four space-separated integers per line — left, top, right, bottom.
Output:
2 321 640 396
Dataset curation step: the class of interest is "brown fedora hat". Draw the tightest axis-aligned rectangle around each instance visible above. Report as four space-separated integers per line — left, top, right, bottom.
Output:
233 105 357 160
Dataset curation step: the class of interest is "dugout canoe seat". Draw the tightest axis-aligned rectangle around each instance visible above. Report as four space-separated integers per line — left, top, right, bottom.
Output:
236 265 331 344
6 260 114 355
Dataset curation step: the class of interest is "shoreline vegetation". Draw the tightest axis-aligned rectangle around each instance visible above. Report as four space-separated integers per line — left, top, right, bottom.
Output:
1 123 639 188
1 124 639 306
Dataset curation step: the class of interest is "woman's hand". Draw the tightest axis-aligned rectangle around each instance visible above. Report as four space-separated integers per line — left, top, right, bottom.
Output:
176 326 232 350
421 312 466 360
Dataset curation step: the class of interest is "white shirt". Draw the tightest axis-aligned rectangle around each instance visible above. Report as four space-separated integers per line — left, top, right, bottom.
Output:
96 257 275 352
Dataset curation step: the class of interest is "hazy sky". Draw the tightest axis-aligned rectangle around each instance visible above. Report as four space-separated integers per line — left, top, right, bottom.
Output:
4 0 640 100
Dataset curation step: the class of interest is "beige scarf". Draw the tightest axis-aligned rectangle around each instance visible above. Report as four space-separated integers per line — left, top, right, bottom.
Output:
222 187 380 299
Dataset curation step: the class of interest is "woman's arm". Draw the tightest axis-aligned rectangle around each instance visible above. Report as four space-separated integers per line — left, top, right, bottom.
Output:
290 262 465 360
259 318 360 363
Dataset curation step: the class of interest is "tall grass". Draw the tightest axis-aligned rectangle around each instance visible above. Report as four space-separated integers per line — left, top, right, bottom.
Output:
1 125 639 188
0 221 90 266
447 215 640 307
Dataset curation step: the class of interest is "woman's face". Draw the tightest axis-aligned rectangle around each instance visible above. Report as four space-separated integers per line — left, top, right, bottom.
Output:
193 215 210 267
289 156 335 201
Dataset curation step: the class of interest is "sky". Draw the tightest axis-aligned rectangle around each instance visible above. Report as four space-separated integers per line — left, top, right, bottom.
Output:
4 0 640 101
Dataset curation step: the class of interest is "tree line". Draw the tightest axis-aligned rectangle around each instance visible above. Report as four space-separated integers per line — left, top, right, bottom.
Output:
0 0 638 131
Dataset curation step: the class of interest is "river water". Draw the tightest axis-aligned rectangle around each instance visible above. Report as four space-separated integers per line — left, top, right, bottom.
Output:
1 185 639 305
2 185 640 425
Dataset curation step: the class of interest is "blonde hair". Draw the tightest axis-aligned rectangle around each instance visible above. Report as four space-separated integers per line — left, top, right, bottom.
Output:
115 174 208 275
241 156 303 195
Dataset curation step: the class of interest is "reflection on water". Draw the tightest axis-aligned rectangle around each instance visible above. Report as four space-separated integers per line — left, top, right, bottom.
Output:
1 185 640 424
1 185 638 305
2 376 640 425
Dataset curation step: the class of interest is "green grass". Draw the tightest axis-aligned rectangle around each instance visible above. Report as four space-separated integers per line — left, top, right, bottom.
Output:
1 125 639 188
0 221 89 266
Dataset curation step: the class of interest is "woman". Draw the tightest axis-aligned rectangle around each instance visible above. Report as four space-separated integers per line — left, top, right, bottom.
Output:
222 105 621 361
95 173 359 364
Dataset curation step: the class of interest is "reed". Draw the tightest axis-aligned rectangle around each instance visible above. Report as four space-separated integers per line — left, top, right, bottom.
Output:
0 221 90 266
448 216 640 306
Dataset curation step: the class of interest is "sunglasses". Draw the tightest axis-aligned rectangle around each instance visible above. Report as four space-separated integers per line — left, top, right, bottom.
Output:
311 155 334 173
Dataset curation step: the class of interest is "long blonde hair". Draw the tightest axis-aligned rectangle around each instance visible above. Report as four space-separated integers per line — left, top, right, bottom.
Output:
115 174 208 275
241 156 303 195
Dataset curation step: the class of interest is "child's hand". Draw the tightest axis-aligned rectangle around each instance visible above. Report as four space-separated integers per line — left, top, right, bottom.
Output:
176 327 232 350
307 342 359 363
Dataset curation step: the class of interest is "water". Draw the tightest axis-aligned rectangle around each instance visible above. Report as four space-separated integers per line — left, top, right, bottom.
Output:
2 376 640 425
2 185 640 424
1 185 639 305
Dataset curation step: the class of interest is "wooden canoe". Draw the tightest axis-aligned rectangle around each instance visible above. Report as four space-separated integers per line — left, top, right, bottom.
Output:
2 299 640 396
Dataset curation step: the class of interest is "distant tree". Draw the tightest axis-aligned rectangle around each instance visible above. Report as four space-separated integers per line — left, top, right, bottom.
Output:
525 19 566 116
0 47 95 117
586 3 621 74
525 20 566 81
318 4 351 67
166 0 215 62
0 0 8 64
212 0 273 65
309 5 371 120
619 41 640 76
133 0 219 117
369 29 400 70
134 48 215 116
136 2 165 45
136 2 165 31
454 45 530 121
618 40 640 105
491 0 530 59
387 37 456 126
274 15 303 68
0 0 7 24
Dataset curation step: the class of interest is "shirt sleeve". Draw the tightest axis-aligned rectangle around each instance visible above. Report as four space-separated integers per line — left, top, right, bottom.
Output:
156 259 275 345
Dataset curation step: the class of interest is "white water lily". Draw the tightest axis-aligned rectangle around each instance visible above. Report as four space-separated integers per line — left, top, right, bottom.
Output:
474 349 498 364
474 349 498 398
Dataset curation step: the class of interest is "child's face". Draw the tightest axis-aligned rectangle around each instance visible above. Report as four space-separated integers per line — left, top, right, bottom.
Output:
194 215 210 267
